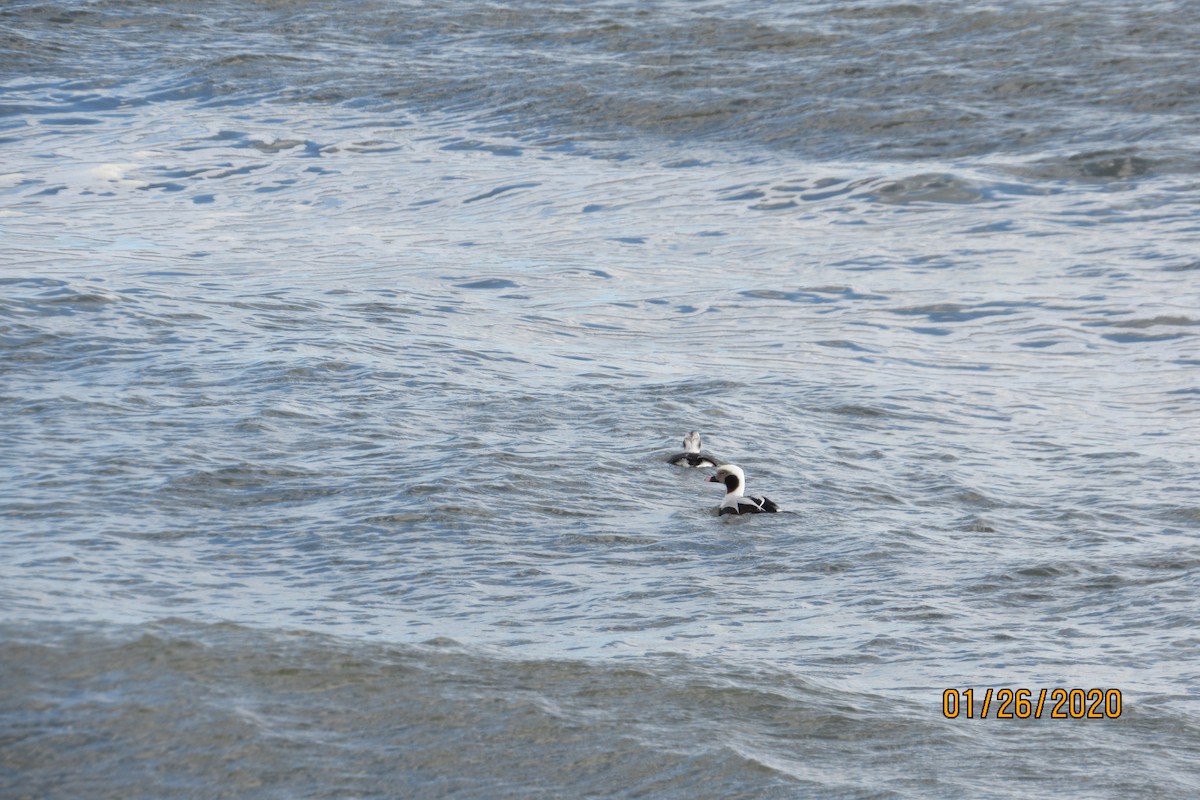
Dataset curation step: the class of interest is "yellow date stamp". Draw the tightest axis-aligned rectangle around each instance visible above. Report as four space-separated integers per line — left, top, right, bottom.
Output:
942 688 1122 719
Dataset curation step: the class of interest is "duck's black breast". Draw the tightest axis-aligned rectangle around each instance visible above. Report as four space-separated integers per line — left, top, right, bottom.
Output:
669 452 719 468
720 495 780 514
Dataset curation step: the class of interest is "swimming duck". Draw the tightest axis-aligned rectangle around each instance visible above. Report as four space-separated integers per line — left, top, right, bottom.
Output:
707 464 780 515
667 431 722 468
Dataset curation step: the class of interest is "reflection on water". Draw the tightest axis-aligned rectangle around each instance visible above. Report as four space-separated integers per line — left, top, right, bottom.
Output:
4 96 1196 678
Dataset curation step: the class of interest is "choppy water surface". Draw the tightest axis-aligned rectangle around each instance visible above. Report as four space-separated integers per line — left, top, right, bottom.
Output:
3 1 1199 797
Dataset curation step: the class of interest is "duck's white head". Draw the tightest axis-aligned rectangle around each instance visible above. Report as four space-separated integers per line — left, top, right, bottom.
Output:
682 431 703 453
707 464 745 496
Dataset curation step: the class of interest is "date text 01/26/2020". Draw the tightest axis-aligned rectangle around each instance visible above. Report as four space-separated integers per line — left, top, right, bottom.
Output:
942 688 1122 719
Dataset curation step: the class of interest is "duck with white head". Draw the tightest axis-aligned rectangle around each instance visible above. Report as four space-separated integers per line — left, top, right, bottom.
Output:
707 464 780 515
667 431 723 468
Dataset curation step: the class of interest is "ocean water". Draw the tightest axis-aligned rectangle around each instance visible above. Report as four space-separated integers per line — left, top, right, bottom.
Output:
2 1 1199 797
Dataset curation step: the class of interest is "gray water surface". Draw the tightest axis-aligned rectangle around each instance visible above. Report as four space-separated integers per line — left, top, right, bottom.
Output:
3 1 1199 797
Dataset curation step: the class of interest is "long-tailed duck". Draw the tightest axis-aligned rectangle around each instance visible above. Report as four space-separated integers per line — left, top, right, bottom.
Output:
708 464 780 515
667 431 722 468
